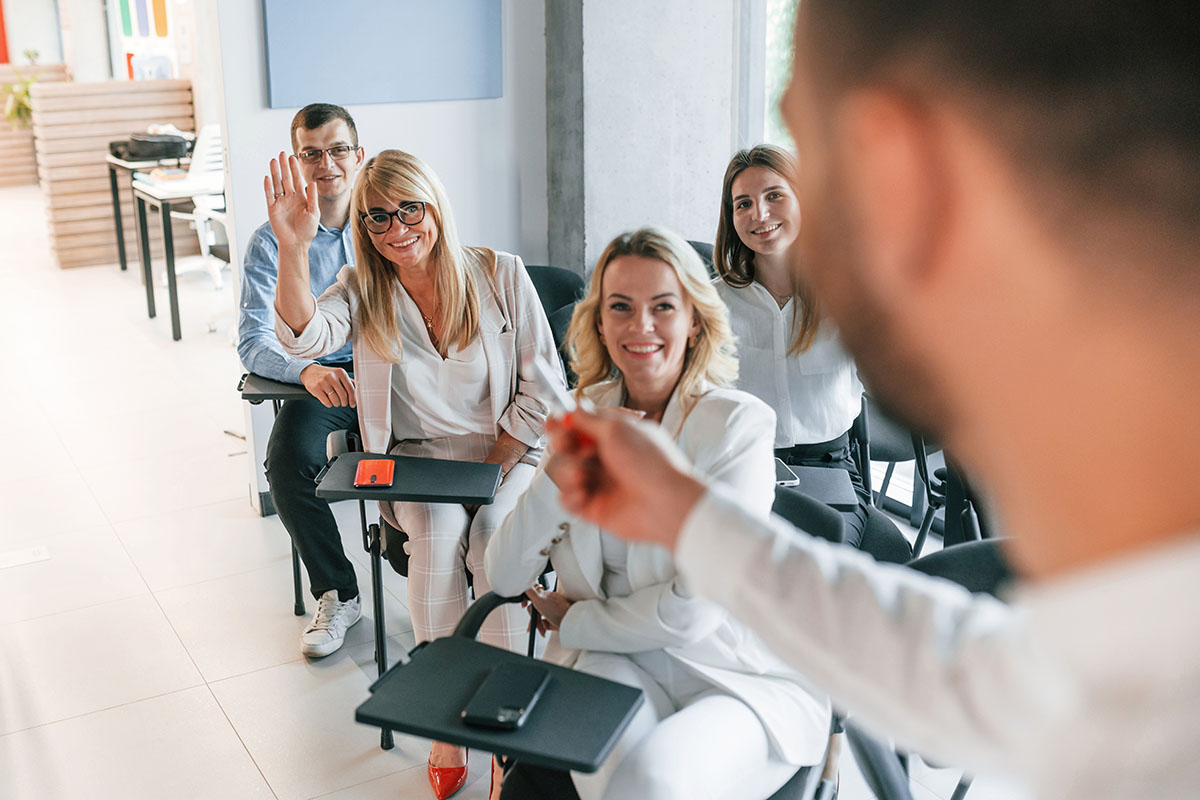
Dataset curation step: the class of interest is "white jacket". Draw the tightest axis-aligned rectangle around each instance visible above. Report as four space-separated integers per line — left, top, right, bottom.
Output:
275 249 561 457
485 379 831 765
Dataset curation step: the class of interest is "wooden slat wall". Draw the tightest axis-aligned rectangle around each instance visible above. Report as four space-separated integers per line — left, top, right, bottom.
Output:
29 79 201 269
0 64 69 188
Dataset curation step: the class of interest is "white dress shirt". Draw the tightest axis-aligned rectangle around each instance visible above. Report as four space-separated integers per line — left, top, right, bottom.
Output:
717 280 863 447
677 487 1200 798
387 286 494 440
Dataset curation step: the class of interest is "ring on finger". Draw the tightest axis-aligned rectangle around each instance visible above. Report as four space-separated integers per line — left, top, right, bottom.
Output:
274 192 285 198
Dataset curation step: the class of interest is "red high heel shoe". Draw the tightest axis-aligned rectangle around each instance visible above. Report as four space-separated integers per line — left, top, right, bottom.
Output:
427 759 467 799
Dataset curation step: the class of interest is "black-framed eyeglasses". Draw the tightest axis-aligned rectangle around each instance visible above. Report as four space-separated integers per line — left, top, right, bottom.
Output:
359 201 426 234
296 145 359 163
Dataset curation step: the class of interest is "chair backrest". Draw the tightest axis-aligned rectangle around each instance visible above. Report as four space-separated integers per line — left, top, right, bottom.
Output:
906 539 1012 597
772 486 845 544
863 394 916 464
687 240 716 279
188 123 225 209
526 265 585 383
526 265 585 318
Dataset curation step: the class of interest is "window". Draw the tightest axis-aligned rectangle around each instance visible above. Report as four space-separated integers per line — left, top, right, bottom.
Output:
764 0 800 148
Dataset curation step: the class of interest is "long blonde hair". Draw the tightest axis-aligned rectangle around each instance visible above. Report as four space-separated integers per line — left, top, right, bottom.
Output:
714 144 821 355
350 150 489 361
566 227 737 412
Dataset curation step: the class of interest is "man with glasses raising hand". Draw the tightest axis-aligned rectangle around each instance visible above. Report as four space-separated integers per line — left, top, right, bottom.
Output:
237 103 368 658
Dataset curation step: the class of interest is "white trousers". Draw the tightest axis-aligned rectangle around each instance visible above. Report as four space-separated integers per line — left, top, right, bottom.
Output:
389 433 535 652
570 651 799 800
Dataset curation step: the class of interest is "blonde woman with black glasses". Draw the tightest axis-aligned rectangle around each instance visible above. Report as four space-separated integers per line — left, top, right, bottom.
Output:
485 227 829 800
267 148 563 800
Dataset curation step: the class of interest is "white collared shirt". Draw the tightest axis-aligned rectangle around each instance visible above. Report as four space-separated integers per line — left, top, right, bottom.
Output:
677 487 1200 798
388 287 494 440
717 280 863 447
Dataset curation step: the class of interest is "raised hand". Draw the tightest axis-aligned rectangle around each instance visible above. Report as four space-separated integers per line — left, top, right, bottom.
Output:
264 152 319 251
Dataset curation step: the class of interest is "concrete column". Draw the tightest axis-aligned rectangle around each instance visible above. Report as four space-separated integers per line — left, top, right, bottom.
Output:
546 0 751 274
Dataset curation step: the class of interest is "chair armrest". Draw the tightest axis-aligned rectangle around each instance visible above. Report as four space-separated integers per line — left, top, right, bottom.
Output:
452 592 527 640
326 430 362 461
844 721 914 800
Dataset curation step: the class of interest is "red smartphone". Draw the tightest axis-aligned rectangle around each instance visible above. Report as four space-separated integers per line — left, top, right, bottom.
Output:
354 459 394 488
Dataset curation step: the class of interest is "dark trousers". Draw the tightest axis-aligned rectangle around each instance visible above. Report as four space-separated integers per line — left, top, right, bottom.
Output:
498 763 581 800
264 391 360 602
776 432 870 549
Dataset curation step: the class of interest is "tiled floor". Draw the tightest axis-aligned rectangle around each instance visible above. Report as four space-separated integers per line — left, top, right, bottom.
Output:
0 184 1029 799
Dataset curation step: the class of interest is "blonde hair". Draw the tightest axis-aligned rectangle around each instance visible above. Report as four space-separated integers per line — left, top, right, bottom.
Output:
349 149 489 361
714 144 821 356
566 226 738 413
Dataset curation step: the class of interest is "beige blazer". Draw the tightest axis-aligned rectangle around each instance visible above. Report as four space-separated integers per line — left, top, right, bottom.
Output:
276 250 563 458
485 379 831 765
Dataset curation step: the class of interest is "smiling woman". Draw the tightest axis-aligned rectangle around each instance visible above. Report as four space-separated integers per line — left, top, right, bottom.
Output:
264 147 566 800
483 228 831 799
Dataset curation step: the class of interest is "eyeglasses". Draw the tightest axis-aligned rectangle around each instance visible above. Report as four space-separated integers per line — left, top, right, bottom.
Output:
295 145 358 163
360 201 426 234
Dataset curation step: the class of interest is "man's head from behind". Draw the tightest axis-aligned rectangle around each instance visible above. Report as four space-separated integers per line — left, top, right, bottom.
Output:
290 103 364 203
784 1 1200 571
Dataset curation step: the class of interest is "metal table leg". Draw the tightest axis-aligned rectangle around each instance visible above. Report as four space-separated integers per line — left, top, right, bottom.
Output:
136 195 156 319
361 500 394 750
108 165 128 271
160 199 182 340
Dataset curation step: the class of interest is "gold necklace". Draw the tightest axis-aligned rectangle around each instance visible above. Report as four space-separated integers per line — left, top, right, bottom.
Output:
421 313 440 350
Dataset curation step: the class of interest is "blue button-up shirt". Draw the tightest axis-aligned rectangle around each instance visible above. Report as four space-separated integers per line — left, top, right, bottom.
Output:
237 220 355 383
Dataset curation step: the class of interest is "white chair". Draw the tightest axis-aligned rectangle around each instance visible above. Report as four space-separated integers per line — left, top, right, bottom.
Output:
162 124 228 289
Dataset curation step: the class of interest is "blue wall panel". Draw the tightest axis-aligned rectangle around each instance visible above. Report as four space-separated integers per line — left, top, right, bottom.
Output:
262 0 502 109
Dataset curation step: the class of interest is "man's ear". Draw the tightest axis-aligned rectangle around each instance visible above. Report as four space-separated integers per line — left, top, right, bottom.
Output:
833 90 948 296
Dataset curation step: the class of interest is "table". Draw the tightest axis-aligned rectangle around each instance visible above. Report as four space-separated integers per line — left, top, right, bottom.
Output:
238 372 311 616
357 635 644 772
315 450 502 749
788 464 859 512
104 153 189 273
131 173 223 340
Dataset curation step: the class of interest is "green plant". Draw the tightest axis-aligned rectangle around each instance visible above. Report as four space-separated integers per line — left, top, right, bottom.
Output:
4 50 42 130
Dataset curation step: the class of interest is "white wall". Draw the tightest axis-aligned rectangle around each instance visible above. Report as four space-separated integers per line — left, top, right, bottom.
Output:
3 0 63 64
210 0 548 511
59 0 112 81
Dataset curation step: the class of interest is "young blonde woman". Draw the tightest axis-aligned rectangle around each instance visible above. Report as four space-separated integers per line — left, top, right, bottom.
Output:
485 227 829 800
715 144 869 547
267 148 563 800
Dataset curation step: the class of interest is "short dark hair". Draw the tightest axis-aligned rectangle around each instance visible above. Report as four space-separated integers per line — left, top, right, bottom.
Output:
290 103 358 151
803 1 1200 258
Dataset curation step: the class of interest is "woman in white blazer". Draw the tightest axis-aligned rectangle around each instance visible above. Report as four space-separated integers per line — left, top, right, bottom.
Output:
267 149 564 800
486 227 830 800
713 144 869 548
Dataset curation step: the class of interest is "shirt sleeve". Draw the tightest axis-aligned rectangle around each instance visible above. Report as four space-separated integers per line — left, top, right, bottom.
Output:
675 488 1051 773
236 225 317 384
274 266 355 360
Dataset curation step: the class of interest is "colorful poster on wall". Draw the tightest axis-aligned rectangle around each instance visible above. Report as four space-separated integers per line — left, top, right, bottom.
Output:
115 0 176 79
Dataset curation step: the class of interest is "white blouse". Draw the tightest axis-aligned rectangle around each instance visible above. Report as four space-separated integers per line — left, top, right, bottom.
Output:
717 280 863 448
388 285 495 440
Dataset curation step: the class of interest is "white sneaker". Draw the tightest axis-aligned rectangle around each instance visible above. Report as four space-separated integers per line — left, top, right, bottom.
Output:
300 591 362 657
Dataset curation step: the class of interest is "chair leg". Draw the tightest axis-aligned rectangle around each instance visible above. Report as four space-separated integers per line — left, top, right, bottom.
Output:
876 462 896 507
291 543 306 616
367 521 394 751
912 505 936 558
